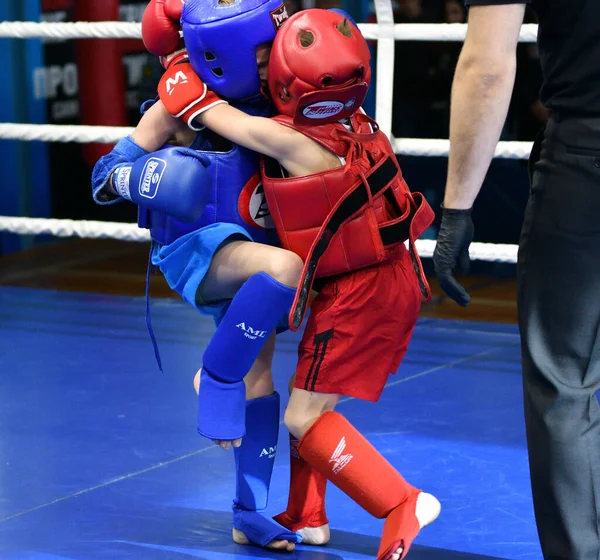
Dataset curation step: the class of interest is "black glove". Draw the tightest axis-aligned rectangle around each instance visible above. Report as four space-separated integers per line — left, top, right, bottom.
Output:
432 207 474 307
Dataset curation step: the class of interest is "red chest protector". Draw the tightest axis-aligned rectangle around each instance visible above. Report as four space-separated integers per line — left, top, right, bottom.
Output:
260 113 434 330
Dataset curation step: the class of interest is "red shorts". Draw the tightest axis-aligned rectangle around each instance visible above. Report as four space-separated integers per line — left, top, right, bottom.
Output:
294 246 421 402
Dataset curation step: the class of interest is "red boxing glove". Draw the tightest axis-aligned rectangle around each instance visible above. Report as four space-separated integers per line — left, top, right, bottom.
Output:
142 0 184 56
158 63 227 130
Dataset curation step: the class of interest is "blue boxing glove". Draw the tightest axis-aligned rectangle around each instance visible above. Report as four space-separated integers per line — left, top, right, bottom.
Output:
111 146 211 223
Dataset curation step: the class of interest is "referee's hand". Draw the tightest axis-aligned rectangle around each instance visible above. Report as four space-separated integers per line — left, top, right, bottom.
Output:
432 207 474 307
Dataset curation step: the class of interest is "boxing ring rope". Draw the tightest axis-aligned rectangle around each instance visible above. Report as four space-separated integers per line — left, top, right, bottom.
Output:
0 21 539 42
0 19 538 265
0 123 533 159
0 216 518 263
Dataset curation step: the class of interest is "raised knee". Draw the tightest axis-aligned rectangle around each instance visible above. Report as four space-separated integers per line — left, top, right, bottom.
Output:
267 252 303 288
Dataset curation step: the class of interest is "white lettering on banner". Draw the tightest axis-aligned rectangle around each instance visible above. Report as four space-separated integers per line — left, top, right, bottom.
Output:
51 100 79 120
126 91 139 110
61 65 78 96
122 54 147 88
33 63 78 100
41 11 68 23
119 3 147 23
235 322 268 340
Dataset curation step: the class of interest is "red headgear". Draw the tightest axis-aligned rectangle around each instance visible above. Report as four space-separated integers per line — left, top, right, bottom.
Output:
268 9 371 126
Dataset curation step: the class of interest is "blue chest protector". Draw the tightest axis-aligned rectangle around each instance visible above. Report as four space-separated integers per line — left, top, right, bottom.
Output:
138 100 277 247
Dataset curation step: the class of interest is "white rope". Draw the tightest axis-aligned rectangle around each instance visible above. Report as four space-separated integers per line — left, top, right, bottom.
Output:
0 123 134 144
359 23 537 42
0 21 141 39
392 138 533 159
416 239 517 263
373 0 396 140
0 216 516 262
0 19 525 264
0 217 150 242
0 21 537 42
0 123 534 159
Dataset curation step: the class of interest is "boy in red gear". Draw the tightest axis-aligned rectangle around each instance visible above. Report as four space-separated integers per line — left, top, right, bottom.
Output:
153 9 441 559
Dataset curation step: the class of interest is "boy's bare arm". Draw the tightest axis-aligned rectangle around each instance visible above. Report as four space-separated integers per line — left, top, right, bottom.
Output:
197 104 298 158
197 104 340 175
154 60 339 174
131 100 194 151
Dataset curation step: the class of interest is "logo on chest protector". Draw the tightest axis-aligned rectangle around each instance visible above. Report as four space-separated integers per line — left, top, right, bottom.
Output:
238 173 275 230
138 158 167 199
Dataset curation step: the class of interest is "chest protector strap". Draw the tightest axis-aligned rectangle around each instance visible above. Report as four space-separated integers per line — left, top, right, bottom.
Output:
289 155 433 330
263 114 434 330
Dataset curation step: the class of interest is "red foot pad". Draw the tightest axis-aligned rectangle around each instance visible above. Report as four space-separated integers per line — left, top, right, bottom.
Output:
297 411 418 518
274 433 329 531
377 492 421 560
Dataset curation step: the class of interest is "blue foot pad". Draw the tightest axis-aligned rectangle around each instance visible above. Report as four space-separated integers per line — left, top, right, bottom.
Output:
233 506 302 547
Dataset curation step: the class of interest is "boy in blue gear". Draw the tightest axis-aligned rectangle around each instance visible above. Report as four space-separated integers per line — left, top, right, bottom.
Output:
91 0 302 551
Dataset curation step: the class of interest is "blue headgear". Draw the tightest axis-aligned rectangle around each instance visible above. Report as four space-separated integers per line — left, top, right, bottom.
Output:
181 0 289 102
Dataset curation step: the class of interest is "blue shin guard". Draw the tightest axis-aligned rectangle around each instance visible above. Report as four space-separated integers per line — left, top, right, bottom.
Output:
232 393 300 546
234 393 279 511
197 370 246 440
198 273 296 440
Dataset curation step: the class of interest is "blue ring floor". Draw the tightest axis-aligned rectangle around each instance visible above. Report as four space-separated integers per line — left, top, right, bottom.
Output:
0 287 541 559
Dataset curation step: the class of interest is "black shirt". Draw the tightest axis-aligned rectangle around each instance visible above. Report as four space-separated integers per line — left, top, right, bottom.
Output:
465 0 600 117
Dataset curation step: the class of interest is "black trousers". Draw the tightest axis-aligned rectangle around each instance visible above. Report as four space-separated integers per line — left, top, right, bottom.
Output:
518 114 600 560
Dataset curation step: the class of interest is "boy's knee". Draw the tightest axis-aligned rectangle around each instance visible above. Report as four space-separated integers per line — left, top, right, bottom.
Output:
267 252 303 288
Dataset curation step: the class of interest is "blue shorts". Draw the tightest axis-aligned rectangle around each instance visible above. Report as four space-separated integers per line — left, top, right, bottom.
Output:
151 223 251 324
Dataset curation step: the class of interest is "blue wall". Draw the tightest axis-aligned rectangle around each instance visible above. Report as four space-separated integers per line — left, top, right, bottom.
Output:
0 0 49 254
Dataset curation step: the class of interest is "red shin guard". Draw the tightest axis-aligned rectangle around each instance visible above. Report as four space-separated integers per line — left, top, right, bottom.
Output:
274 433 329 531
297 411 421 559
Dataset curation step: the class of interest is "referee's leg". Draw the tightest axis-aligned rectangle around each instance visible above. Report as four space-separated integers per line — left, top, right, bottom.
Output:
518 117 600 560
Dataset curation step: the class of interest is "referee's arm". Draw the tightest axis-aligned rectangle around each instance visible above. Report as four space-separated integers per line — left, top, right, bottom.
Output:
443 3 526 209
